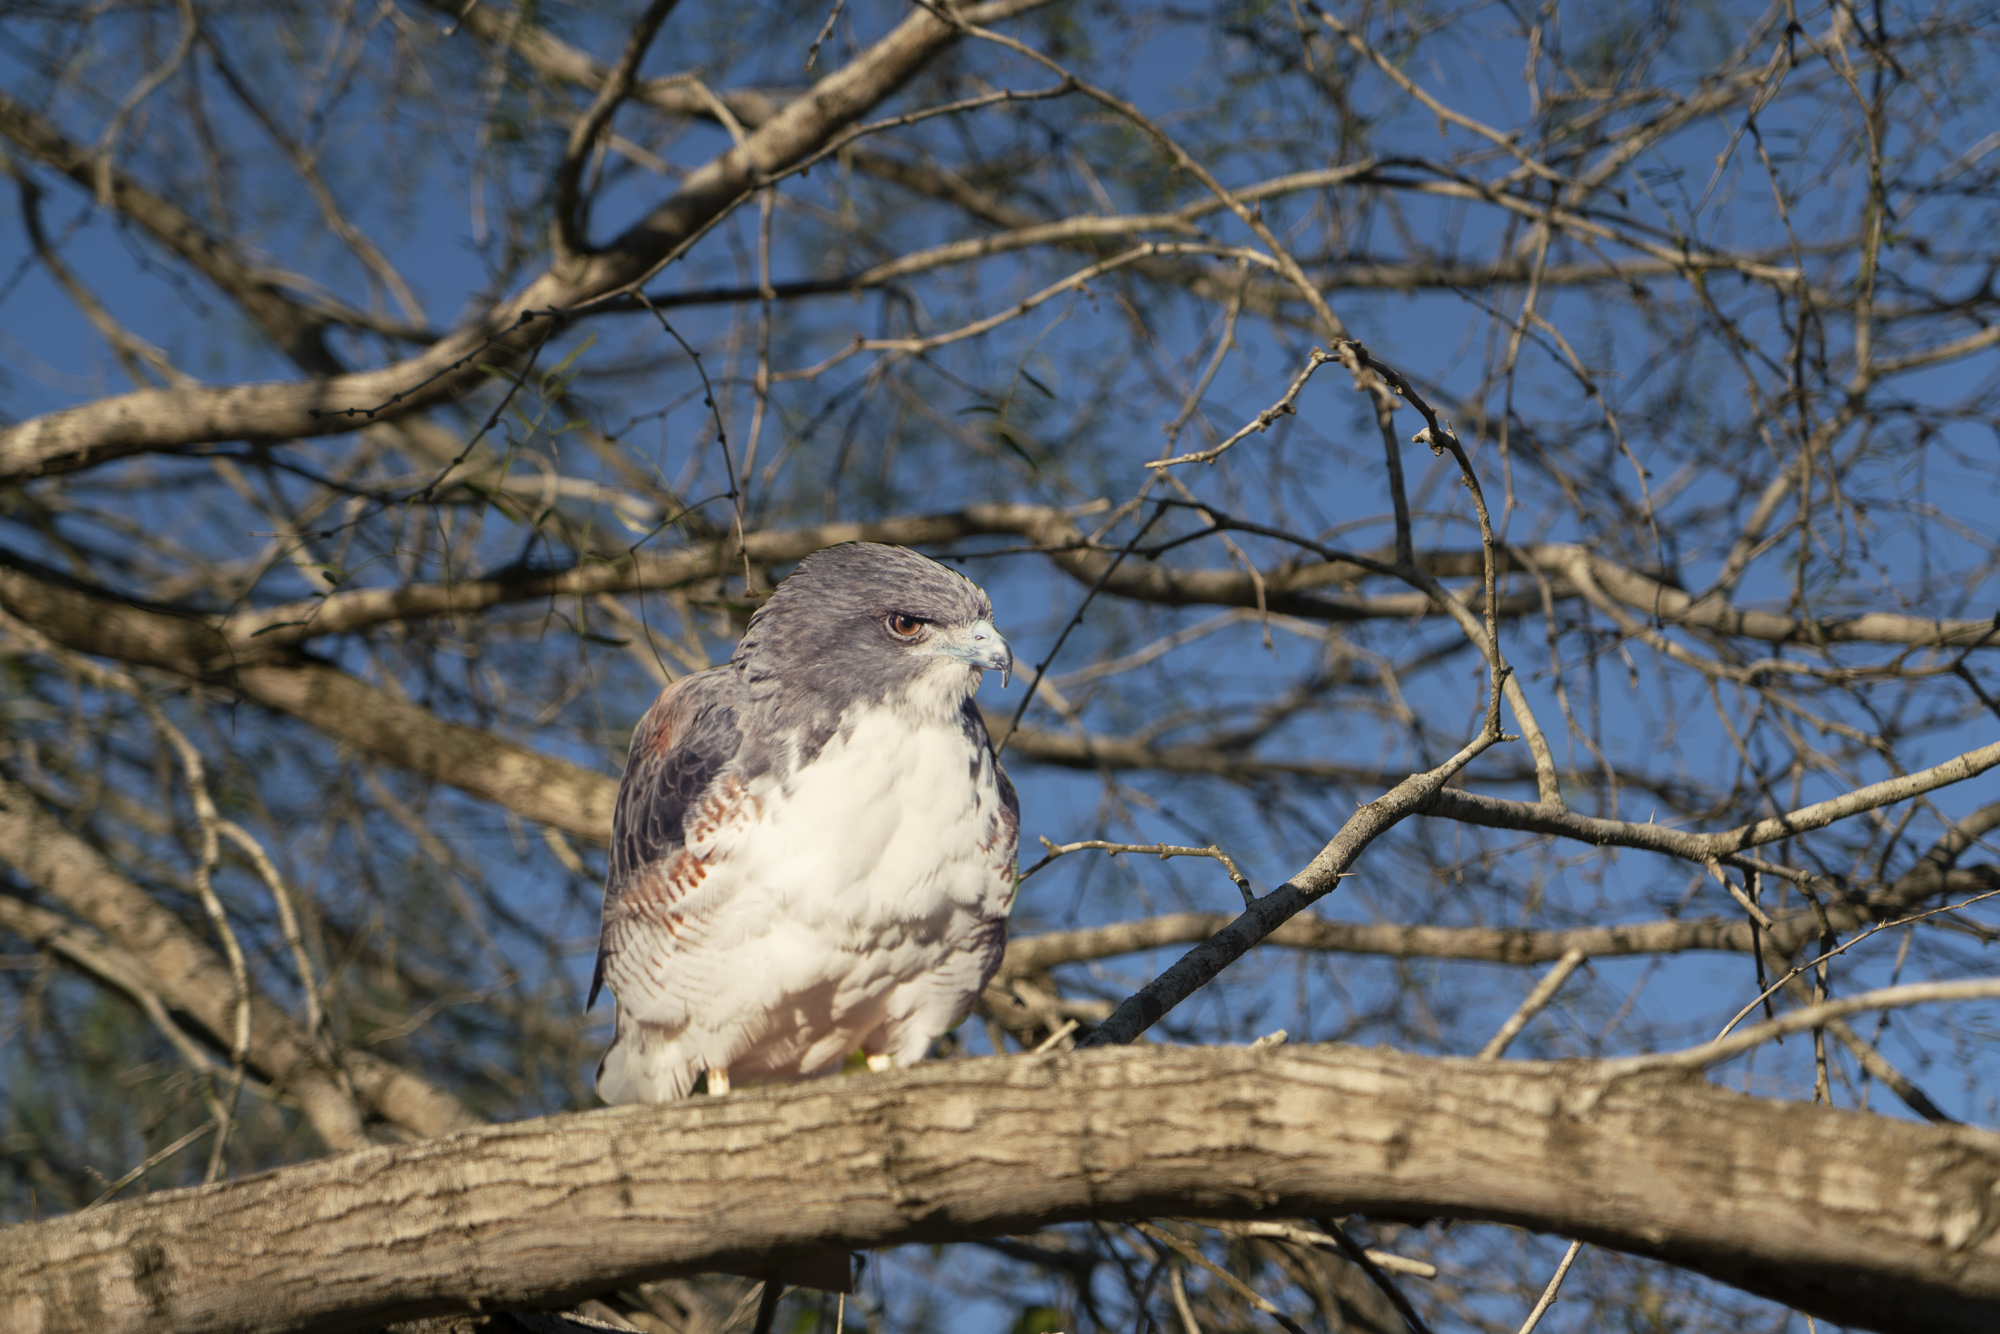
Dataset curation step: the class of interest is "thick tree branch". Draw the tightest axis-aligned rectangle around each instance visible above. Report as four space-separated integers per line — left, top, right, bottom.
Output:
126 508 1999 656
0 552 619 840
5 1044 1999 1334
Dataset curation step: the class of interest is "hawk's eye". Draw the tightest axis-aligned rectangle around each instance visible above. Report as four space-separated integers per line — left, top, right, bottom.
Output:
886 612 926 639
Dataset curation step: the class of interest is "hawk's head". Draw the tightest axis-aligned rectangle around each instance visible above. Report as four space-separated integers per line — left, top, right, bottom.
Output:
736 543 1011 716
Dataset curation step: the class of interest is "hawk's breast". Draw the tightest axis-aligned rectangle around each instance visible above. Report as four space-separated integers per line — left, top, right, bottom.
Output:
748 699 1014 937
603 695 1016 1077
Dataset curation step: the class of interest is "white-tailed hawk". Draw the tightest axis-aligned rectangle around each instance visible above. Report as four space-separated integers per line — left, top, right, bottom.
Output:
591 542 1019 1103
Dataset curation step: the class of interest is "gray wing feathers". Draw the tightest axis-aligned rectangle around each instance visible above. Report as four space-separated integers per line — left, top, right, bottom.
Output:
588 669 745 1009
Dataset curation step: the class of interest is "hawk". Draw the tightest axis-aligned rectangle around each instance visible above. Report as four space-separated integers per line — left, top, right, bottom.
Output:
591 542 1019 1103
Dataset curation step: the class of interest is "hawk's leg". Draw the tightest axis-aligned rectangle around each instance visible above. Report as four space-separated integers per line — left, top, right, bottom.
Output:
707 1065 731 1096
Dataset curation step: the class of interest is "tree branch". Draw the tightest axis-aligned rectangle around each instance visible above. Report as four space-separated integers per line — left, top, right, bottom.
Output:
4 1044 1998 1334
0 775 476 1145
0 551 619 840
0 0 1054 486
1423 743 2000 863
129 509 2000 656
0 91 407 370
1081 724 1503 1047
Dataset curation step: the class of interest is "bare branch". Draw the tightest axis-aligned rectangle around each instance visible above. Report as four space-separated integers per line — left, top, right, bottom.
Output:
0 0 1058 484
0 773 474 1146
158 510 2000 656
550 0 683 263
1479 948 1588 1059
0 553 619 839
1081 724 1503 1047
1425 740 2000 864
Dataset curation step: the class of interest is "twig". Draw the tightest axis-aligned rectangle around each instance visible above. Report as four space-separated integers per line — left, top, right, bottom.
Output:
84 1123 216 1210
1081 359 1512 1045
1169 1264 1204 1334
551 0 681 260
1478 948 1586 1059
1133 1222 1309 1334
1079 722 1502 1048
1514 1239 1583 1334
1029 1018 1079 1054
217 820 329 1047
91 0 197 206
1715 887 2000 1041
1354 342 1562 807
1612 978 2000 1076
1022 838 1255 906
772 242 1278 383
1315 1218 1435 1334
1149 350 1337 468
804 0 846 70
996 504 1168 755
951 16 1348 339
1193 1221 1437 1278
142 700 251 1184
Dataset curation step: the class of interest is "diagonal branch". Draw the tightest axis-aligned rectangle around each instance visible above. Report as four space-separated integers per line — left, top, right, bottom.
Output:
1079 725 1504 1047
0 776 476 1146
550 0 684 263
0 0 1057 486
0 550 619 840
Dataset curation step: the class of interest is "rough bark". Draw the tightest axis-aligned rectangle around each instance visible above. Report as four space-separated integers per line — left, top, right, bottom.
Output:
4 1043 1999 1334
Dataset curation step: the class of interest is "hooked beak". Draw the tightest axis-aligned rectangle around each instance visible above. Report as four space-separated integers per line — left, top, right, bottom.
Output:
937 618 1013 687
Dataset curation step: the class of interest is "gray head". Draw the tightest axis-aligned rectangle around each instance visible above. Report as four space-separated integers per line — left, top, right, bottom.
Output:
734 543 1011 722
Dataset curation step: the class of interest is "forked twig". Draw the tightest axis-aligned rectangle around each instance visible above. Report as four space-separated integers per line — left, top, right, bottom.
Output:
1022 838 1255 906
